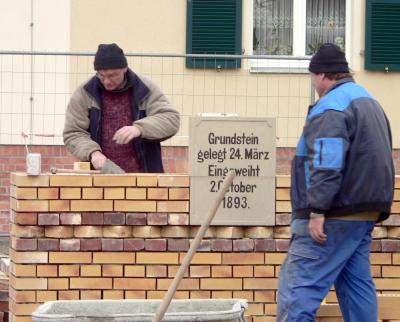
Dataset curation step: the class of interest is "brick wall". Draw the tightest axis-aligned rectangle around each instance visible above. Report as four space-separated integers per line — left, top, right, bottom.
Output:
8 172 400 322
0 145 189 235
1 146 399 236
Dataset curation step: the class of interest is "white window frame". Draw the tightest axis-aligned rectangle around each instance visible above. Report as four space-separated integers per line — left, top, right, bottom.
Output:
248 0 352 73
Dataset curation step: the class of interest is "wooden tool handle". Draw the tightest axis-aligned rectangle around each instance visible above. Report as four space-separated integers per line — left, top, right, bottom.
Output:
50 167 101 174
152 170 235 322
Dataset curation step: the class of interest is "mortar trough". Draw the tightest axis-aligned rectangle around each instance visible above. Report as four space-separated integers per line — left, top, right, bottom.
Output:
32 298 248 322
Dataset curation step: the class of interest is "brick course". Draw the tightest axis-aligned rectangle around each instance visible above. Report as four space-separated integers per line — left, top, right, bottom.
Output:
1 145 399 233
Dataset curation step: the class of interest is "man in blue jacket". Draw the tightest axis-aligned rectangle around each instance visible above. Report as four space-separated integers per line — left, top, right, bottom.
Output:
277 43 394 322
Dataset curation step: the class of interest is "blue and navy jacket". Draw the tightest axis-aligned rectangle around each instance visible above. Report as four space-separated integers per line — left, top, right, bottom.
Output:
291 77 394 222
84 71 164 173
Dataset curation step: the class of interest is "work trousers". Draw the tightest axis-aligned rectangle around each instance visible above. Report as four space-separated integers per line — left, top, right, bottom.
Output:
277 219 377 322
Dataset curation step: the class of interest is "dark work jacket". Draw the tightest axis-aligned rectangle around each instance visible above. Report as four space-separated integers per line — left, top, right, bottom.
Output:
83 70 164 173
291 77 394 222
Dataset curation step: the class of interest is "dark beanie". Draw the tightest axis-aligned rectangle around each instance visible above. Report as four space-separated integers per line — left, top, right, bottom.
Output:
94 43 128 70
308 43 349 73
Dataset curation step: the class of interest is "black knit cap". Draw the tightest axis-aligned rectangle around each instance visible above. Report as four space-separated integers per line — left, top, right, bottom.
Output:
308 43 349 73
93 43 128 71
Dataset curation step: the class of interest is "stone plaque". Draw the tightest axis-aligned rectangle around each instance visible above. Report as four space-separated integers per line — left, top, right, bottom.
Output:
189 116 276 225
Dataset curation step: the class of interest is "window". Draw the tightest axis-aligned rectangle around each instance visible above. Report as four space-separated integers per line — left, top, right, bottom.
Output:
305 0 346 55
251 0 348 72
253 0 293 55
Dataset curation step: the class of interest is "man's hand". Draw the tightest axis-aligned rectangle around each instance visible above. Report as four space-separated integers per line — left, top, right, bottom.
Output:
113 125 141 144
309 216 327 244
90 151 107 170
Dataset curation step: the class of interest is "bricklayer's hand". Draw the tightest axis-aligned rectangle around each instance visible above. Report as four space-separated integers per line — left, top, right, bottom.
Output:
90 151 107 170
309 214 327 244
113 125 141 144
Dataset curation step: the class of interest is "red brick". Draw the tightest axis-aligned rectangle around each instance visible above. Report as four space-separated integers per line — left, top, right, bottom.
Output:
145 239 167 251
124 239 145 251
371 240 382 252
38 238 60 251
102 239 123 251
276 239 290 251
211 240 233 252
12 212 37 225
382 240 400 252
255 239 276 252
81 212 104 225
81 239 102 251
38 213 60 226
11 237 37 250
168 239 189 251
104 212 125 225
60 213 82 225
60 239 81 251
147 213 168 225
276 213 291 225
126 213 146 225
195 240 211 252
233 239 254 252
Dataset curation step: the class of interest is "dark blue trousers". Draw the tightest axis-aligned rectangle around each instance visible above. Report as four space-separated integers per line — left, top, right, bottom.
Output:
277 219 377 322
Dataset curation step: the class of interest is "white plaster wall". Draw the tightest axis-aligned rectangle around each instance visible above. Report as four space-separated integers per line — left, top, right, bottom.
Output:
0 0 70 145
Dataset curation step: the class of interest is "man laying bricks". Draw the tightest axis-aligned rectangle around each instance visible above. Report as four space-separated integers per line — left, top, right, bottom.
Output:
63 43 180 173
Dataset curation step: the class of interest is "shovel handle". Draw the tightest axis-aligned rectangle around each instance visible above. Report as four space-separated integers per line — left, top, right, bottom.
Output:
152 170 235 322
